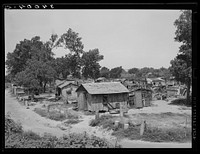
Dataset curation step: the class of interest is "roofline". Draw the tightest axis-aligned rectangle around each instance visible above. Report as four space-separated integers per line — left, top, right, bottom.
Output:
75 83 129 94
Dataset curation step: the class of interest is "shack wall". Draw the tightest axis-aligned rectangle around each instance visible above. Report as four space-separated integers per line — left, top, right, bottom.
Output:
61 85 78 103
87 93 128 112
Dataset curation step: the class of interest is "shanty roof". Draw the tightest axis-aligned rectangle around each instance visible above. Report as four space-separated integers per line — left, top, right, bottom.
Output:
76 82 129 94
58 81 77 89
55 79 66 87
152 78 165 82
134 88 152 92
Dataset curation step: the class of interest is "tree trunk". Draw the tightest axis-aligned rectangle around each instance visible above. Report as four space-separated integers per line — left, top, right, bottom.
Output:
43 82 47 93
186 80 191 105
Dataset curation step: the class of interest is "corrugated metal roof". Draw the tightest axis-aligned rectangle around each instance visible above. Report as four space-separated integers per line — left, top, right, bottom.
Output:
76 82 129 94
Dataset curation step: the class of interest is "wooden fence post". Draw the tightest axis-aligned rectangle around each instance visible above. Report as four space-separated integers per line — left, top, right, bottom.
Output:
114 121 119 127
95 110 99 120
140 120 147 136
124 123 129 130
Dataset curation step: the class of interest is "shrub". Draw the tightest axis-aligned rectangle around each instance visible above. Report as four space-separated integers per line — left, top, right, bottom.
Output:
84 111 95 115
142 127 191 142
22 130 41 140
48 111 66 121
170 98 191 107
64 119 82 125
34 108 47 117
65 110 79 119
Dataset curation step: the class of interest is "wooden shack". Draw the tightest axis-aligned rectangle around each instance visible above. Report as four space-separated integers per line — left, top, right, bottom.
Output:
133 88 152 108
166 87 178 97
58 81 78 103
75 82 129 112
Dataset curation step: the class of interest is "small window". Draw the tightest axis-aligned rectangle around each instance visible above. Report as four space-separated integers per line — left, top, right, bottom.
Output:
66 90 72 95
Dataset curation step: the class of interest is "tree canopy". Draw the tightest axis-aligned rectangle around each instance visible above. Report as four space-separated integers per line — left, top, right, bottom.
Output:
81 49 104 79
170 10 192 104
100 67 110 78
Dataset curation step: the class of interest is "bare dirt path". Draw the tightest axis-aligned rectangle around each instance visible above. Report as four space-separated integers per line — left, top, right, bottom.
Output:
5 89 192 148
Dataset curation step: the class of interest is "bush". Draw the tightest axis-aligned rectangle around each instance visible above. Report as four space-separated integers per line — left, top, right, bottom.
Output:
142 127 191 142
34 108 47 117
23 130 41 140
170 98 191 107
48 111 66 121
112 124 191 142
64 119 82 125
89 115 114 128
65 110 79 119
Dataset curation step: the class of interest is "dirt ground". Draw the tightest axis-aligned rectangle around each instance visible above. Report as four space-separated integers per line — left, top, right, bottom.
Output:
5 89 192 148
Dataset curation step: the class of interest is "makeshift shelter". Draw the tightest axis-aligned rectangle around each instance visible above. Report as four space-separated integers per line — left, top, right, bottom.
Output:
75 82 129 112
95 77 107 82
133 88 152 108
152 78 165 86
58 81 78 103
166 87 178 97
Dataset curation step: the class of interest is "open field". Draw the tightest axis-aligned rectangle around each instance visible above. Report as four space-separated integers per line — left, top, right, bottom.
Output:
5 89 192 148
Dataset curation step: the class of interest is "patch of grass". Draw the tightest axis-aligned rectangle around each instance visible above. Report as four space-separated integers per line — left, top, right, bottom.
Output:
169 98 191 107
34 108 48 117
48 111 66 121
64 119 83 125
65 110 79 119
142 127 191 142
22 130 41 140
34 108 67 121
5 115 116 148
89 113 191 143
89 115 114 130
112 124 191 142
84 111 95 115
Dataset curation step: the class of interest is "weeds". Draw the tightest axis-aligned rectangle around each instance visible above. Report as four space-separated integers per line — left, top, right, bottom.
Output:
34 108 47 117
89 115 114 130
84 111 95 116
48 111 66 121
169 98 191 107
65 110 79 119
64 119 83 125
34 108 66 121
5 115 115 148
22 130 41 140
89 113 191 143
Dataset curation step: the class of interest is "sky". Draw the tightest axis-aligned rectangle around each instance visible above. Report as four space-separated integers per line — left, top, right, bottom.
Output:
5 9 182 74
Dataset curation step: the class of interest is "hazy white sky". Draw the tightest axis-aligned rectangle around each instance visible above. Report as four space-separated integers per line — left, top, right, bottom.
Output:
5 9 182 71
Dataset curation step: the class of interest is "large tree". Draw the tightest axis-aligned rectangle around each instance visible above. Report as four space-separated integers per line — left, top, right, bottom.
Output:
81 49 104 79
56 28 84 78
14 59 56 93
170 10 192 104
128 68 139 75
100 67 110 78
109 66 123 79
6 36 56 77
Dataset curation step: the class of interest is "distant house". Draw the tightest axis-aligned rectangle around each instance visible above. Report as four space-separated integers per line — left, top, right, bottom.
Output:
166 76 180 87
151 77 165 86
57 80 78 103
55 79 75 96
95 77 107 82
166 86 179 97
75 82 129 112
